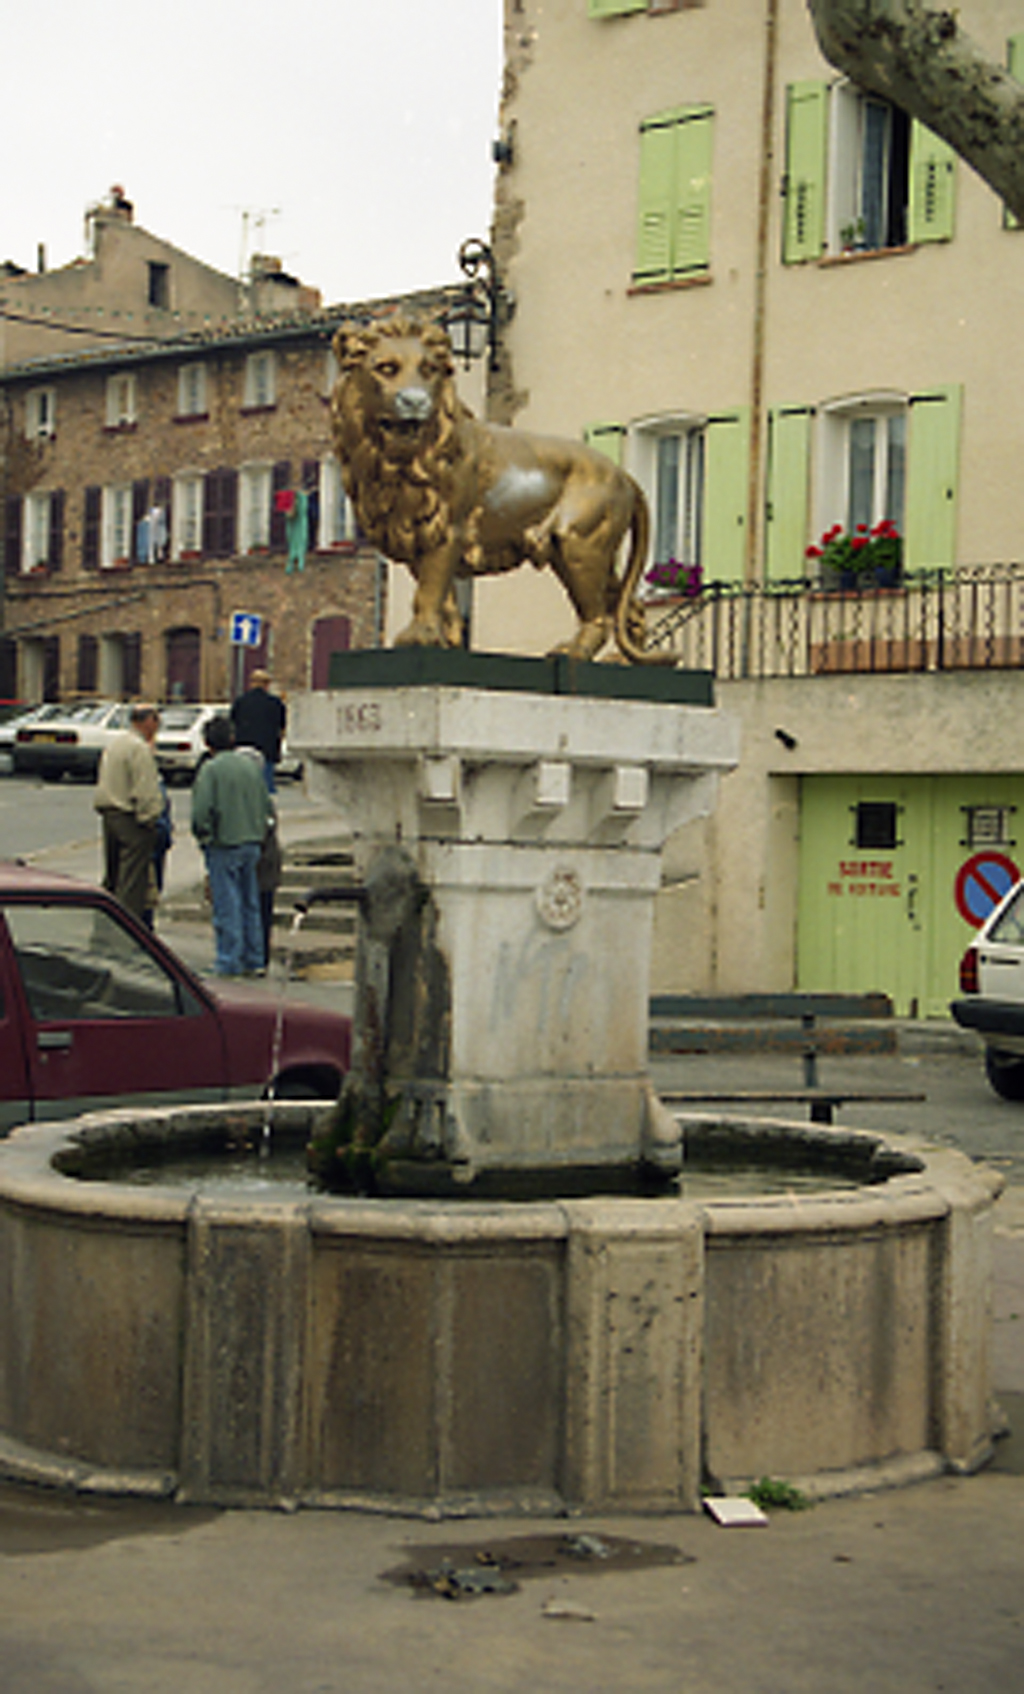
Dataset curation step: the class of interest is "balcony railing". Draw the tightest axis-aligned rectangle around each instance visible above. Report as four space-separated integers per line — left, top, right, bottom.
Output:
642 564 1024 679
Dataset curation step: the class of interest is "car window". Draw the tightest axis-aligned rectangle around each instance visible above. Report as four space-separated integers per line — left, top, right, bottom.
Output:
987 886 1024 946
159 707 203 730
5 903 199 1021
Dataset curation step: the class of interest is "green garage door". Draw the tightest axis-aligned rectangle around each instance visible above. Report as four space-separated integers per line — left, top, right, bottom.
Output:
798 775 1024 1017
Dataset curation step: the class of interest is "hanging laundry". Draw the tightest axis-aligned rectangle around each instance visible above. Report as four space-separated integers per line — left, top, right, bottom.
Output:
149 506 168 563
135 514 151 565
286 490 309 574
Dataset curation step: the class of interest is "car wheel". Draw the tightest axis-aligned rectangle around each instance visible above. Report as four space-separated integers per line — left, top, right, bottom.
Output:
268 1072 340 1101
984 1048 1024 1100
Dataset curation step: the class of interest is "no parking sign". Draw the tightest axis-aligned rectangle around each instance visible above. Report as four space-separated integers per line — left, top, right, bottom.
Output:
954 851 1020 928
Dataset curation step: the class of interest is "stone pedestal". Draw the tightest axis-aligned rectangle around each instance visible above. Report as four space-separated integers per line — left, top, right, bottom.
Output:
290 669 738 1175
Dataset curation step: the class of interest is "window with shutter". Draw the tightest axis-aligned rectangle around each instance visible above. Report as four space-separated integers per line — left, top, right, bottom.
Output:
908 122 957 244
703 409 750 583
102 485 134 568
122 632 142 698
904 386 961 569
82 487 101 570
173 475 203 558
48 491 64 572
815 396 907 565
243 352 276 410
0 637 17 702
589 0 645 15
132 480 150 564
270 461 291 551
318 457 353 547
629 415 706 584
22 494 51 572
105 373 137 428
177 362 207 417
240 465 272 551
4 499 22 580
634 106 713 284
828 82 910 252
584 424 627 465
43 636 60 704
77 635 98 696
765 407 812 579
25 387 56 440
202 469 237 558
783 82 828 262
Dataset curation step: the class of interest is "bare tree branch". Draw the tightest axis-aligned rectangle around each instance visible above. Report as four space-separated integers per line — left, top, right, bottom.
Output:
806 0 1024 220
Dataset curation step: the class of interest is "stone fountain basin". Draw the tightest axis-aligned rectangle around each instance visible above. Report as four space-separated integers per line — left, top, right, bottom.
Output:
0 1103 1002 1513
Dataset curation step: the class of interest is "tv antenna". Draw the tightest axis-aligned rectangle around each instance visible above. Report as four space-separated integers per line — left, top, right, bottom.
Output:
238 207 282 280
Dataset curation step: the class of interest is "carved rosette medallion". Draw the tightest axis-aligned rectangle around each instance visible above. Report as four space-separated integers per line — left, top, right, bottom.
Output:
536 865 584 931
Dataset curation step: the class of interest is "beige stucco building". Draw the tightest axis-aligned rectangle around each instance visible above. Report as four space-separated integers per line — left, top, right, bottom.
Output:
467 0 1024 1016
0 187 320 371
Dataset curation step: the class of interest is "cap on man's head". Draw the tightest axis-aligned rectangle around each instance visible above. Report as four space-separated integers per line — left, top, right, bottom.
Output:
129 702 159 724
204 714 233 752
250 669 271 686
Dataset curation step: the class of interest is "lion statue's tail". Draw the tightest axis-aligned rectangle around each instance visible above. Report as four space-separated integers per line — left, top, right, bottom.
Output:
612 481 676 666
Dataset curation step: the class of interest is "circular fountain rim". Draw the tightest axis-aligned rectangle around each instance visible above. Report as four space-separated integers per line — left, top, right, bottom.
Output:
0 1100 1000 1234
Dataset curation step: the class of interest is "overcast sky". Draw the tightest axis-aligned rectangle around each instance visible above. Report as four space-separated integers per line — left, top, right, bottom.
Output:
2 0 503 307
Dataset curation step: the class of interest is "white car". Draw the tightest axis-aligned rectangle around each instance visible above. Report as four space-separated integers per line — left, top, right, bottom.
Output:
952 880 1024 1098
0 704 68 775
154 703 223 785
13 701 131 782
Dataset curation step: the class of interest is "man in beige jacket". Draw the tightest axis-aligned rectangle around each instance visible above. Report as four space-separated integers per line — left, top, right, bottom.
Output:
94 703 164 925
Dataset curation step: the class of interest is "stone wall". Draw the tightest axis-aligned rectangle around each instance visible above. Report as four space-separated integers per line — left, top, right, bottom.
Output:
3 332 381 702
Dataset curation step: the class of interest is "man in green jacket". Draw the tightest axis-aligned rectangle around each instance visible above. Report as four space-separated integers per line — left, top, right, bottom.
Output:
191 715 272 976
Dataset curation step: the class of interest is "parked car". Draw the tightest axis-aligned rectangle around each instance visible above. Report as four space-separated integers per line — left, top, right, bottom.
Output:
0 704 67 775
0 862 350 1133
13 700 131 781
952 879 1024 1098
154 703 222 784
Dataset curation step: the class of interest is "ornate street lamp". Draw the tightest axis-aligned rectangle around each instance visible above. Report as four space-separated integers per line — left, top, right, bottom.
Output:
444 238 508 373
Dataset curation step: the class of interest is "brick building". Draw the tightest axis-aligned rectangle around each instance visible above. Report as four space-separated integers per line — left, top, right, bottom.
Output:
0 287 458 707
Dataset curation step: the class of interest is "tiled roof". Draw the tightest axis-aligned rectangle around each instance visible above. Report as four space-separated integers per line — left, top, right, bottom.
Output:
0 284 463 383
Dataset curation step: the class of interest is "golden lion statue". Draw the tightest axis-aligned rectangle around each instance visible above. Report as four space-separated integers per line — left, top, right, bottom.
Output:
330 315 659 663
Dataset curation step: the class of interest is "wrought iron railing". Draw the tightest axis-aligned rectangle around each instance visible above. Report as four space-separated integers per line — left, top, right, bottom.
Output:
642 564 1024 679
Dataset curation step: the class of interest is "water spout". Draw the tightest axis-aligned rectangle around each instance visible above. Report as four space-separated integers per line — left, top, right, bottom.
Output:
262 907 308 1156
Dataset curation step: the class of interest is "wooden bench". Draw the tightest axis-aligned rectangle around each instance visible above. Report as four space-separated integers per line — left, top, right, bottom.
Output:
649 992 925 1125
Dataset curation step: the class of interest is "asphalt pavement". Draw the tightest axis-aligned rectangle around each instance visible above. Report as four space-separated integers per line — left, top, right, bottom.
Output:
2 779 1023 1690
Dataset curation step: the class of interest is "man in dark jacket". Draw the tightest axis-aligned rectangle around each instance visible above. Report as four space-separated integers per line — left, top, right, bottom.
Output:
230 668 286 791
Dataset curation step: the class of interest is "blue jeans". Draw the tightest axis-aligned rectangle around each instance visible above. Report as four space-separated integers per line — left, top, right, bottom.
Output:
204 842 264 975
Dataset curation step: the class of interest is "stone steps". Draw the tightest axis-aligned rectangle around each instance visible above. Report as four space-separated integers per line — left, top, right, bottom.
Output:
161 836 359 974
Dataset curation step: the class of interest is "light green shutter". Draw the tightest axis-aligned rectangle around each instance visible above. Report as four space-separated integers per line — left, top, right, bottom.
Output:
673 108 714 274
636 106 713 282
584 423 626 465
765 406 812 579
783 82 828 263
635 118 676 284
703 407 750 584
904 385 962 569
1005 35 1024 227
589 0 645 16
908 122 957 243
